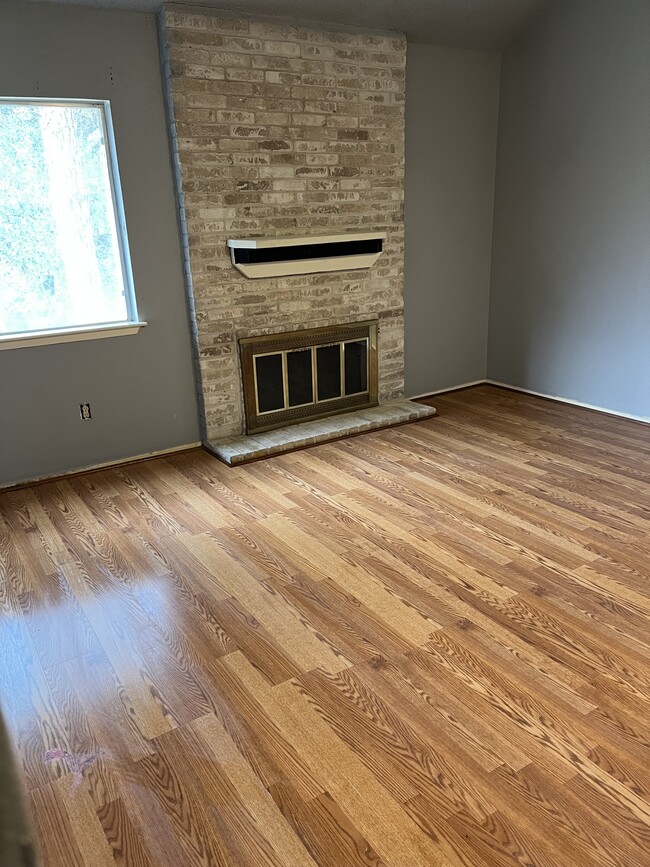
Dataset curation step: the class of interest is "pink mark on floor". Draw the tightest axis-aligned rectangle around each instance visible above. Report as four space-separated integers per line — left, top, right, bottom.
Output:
44 748 101 787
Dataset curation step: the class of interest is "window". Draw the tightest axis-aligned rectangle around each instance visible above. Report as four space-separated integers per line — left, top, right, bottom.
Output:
0 98 144 349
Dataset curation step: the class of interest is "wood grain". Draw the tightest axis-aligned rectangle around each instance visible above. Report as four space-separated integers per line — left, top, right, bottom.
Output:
0 385 648 865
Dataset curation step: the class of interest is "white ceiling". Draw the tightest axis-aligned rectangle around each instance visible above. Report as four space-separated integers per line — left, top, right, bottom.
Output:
20 0 552 49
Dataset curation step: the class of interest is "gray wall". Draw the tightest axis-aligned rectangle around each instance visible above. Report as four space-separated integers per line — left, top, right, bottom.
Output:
488 0 650 419
0 2 200 486
404 43 500 397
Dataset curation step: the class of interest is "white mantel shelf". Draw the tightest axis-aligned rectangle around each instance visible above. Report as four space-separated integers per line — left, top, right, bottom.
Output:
227 232 386 278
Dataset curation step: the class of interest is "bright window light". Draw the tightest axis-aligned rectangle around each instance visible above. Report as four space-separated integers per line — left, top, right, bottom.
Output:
0 98 138 337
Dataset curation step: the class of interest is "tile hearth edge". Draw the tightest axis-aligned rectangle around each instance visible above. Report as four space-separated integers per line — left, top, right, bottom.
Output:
206 399 436 465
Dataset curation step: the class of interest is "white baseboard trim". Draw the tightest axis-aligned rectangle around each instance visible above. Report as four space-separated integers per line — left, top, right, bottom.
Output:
486 380 650 424
1 441 203 491
409 379 488 400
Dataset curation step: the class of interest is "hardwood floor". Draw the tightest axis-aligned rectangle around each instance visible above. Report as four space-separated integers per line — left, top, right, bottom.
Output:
1 385 649 866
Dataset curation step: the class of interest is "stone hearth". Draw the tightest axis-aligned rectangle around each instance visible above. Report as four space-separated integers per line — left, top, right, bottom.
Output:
207 399 436 465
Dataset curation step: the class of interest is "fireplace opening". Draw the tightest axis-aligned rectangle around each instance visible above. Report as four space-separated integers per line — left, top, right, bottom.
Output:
240 321 378 434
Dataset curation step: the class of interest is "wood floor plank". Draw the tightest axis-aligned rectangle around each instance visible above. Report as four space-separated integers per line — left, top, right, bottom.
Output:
54 775 116 867
182 531 349 674
299 664 498 820
223 651 455 867
190 712 318 866
269 782 389 867
95 796 157 867
29 783 86 867
486 762 646 867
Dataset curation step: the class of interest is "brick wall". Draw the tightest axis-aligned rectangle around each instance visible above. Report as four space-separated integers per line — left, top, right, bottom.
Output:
159 3 406 441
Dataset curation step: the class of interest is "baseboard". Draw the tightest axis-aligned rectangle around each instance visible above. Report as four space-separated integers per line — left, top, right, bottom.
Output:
5 382 644 491
409 379 488 400
0 442 203 492
486 380 650 425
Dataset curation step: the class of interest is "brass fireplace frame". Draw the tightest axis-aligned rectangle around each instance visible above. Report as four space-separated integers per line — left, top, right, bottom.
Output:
240 321 378 434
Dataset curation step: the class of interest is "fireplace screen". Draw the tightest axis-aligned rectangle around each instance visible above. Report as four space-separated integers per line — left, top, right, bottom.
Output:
240 321 378 433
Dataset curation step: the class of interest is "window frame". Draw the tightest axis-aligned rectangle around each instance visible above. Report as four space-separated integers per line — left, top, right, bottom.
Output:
0 96 146 351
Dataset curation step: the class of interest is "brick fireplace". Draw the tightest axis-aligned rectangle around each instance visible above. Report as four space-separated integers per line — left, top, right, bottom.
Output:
159 4 407 443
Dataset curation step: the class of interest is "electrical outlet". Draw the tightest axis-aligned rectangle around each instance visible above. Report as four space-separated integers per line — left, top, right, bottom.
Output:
79 403 92 420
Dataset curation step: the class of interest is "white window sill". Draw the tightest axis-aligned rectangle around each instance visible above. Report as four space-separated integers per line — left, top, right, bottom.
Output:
0 321 147 351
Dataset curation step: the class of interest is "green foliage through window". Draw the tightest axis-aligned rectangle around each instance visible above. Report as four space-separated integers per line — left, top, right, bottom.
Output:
0 100 133 335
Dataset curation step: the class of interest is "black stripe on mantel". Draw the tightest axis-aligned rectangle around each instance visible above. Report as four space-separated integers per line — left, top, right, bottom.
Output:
232 238 383 265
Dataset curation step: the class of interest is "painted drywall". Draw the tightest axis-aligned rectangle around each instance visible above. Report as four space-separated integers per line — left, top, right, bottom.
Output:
404 43 500 397
0 2 200 486
488 0 650 419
